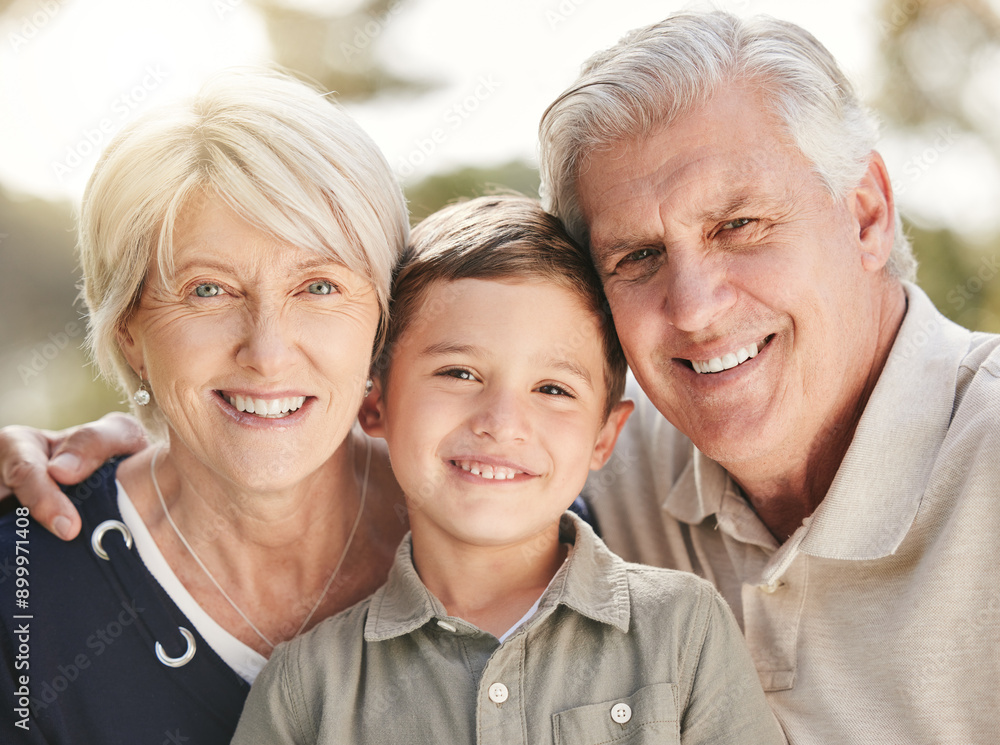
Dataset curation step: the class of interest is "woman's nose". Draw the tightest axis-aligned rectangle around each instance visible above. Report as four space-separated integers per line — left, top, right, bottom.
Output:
235 313 299 378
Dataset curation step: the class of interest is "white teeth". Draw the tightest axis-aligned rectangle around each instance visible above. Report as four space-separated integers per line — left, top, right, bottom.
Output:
692 340 764 375
224 394 306 418
455 460 520 480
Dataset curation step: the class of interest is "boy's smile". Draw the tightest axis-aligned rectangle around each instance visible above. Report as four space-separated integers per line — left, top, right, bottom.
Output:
361 278 631 554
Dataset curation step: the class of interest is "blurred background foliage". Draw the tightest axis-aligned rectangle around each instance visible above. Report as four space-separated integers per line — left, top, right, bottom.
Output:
0 0 998 431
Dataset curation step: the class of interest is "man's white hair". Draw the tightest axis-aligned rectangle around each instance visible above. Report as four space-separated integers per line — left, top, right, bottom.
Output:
539 11 915 281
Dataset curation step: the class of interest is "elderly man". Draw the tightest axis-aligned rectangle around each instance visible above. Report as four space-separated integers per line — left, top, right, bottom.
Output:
541 12 1000 745
3 11 998 745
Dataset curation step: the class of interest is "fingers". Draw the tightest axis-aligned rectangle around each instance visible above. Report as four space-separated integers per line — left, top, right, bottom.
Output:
0 425 80 540
0 413 148 542
47 412 148 485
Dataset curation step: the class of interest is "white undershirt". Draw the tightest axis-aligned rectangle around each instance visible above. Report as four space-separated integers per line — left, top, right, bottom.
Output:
497 595 543 643
116 481 267 684
495 551 570 644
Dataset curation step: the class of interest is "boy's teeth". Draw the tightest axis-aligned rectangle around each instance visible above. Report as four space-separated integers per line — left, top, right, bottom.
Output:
225 394 306 418
455 460 520 480
692 339 764 374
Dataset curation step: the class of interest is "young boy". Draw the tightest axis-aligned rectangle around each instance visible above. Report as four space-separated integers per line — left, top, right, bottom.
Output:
231 196 784 744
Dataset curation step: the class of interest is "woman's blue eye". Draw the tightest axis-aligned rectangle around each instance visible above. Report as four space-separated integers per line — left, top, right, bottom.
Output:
308 281 335 295
195 283 222 297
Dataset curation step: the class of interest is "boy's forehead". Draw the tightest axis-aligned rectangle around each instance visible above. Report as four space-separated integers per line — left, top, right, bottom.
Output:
403 277 606 370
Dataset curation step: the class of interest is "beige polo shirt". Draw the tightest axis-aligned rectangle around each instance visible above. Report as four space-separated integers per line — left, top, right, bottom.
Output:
584 282 1000 745
232 513 785 745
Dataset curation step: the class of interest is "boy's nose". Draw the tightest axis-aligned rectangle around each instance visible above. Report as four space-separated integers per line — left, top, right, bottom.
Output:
470 387 532 443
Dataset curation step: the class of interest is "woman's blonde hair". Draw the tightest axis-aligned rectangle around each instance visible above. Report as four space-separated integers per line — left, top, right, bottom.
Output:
79 68 408 434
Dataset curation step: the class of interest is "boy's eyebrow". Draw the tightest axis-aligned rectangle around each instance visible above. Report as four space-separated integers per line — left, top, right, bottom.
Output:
420 341 479 358
546 357 593 389
419 341 595 390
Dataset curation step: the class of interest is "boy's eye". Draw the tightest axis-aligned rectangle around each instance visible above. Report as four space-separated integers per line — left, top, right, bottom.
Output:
439 368 477 382
307 280 336 295
537 383 572 397
194 283 223 298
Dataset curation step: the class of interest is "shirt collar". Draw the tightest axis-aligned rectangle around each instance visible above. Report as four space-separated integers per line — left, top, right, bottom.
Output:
662 282 971 561
364 512 631 642
799 282 970 559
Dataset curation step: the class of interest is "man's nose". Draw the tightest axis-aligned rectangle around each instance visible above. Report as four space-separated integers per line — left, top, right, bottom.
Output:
660 249 737 332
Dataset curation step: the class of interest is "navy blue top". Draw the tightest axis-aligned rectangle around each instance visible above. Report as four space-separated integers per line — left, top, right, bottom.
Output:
0 459 250 744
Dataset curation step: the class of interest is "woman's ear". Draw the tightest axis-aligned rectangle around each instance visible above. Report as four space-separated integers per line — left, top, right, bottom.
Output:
358 376 388 438
117 322 145 380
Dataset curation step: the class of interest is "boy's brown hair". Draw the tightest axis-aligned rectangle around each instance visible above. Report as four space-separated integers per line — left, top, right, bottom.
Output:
374 194 627 418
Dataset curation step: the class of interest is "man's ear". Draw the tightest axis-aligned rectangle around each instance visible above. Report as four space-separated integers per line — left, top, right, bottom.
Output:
358 376 388 438
850 151 896 273
589 399 635 471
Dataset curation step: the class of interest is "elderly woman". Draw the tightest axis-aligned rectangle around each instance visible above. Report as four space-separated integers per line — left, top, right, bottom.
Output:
0 69 410 743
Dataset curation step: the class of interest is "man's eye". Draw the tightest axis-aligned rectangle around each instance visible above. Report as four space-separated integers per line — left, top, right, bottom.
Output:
194 283 222 298
622 247 657 263
721 218 753 230
307 280 335 295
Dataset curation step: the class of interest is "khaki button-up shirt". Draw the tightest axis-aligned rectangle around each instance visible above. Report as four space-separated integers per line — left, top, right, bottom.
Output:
232 514 785 744
584 282 1000 744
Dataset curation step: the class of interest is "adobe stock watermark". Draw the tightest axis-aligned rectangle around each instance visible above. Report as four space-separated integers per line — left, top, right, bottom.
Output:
395 75 502 179
947 253 1000 312
7 0 67 53
17 321 83 386
546 0 587 28
894 126 957 197
878 0 927 36
214 0 243 19
339 0 404 59
51 65 169 182
28 599 145 715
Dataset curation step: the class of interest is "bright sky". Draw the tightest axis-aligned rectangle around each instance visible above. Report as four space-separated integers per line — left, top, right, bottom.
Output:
0 0 997 233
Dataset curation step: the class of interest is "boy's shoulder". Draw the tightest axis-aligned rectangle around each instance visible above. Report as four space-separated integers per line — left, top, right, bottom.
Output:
572 514 732 635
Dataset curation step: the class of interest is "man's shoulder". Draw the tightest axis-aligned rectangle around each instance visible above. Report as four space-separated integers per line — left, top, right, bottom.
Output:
949 327 1000 442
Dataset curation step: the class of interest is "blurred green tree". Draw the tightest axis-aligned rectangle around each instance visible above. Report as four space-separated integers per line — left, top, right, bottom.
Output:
876 0 1000 331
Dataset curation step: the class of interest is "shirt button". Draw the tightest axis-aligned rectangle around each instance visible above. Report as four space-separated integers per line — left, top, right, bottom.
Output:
436 620 457 632
759 580 785 594
488 683 509 704
611 702 632 724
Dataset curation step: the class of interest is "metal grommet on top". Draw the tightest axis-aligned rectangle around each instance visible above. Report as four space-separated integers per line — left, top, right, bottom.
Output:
91 520 133 560
156 626 197 668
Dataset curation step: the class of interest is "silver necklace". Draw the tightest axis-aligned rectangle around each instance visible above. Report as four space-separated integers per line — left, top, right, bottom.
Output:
150 438 371 649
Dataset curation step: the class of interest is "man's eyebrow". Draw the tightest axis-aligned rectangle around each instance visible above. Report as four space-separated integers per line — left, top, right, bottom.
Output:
592 193 782 262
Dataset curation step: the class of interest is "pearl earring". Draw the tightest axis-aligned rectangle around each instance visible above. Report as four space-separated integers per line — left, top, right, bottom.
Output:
134 381 151 406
